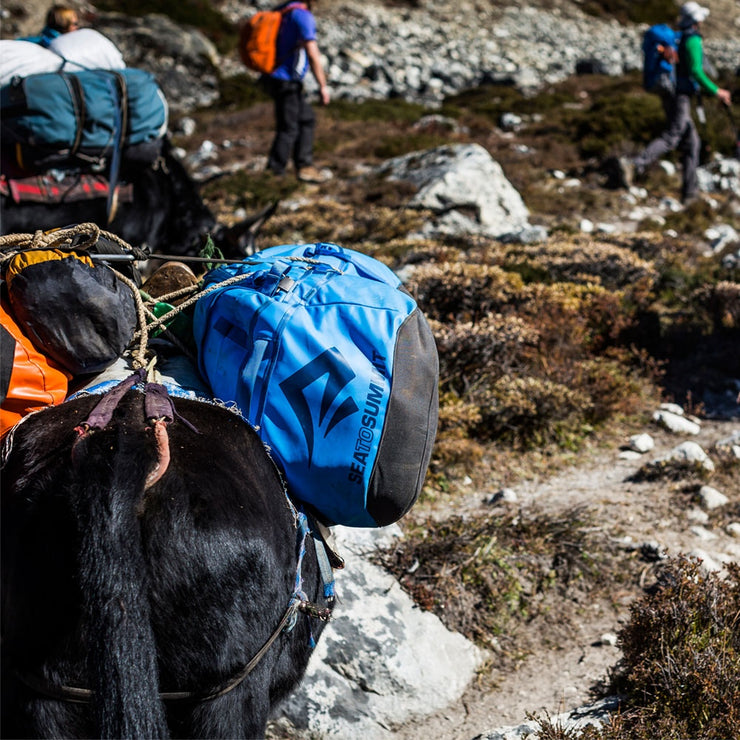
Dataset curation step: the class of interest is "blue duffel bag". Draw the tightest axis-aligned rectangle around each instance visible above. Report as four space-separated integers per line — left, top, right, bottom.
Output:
193 242 439 528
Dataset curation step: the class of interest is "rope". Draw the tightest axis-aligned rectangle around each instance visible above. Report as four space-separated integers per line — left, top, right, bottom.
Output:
0 228 333 377
0 222 133 254
113 270 150 370
130 271 256 344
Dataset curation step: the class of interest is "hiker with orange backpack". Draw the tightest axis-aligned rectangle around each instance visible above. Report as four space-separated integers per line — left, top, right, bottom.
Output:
618 2 731 204
242 1 331 183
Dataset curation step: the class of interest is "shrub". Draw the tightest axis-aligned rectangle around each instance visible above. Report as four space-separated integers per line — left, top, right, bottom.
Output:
580 0 680 25
432 392 485 467
574 92 666 158
691 281 740 331
376 507 614 649
607 558 740 739
501 237 658 291
431 315 538 393
407 263 525 322
473 376 590 447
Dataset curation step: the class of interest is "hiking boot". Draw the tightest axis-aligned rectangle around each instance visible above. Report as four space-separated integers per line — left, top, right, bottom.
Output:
616 156 634 189
297 165 333 184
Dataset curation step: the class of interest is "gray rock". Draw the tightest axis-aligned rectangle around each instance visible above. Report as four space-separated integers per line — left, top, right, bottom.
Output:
659 441 715 472
687 507 710 524
274 526 484 738
704 224 740 253
689 549 724 574
652 410 701 435
659 402 685 415
489 488 518 504
628 433 654 453
699 485 729 510
378 143 531 239
690 525 718 542
475 696 621 740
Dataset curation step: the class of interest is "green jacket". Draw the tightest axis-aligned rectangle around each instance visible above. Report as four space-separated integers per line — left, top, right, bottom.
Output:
678 31 718 96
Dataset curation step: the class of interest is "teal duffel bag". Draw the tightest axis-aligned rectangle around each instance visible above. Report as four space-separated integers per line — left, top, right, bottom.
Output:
193 242 439 528
1 67 168 173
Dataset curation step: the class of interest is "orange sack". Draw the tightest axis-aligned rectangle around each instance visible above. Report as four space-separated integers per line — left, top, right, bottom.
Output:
1 298 70 435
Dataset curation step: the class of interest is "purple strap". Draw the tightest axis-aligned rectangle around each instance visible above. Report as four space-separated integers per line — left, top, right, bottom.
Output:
76 370 200 436
80 369 146 431
144 382 200 434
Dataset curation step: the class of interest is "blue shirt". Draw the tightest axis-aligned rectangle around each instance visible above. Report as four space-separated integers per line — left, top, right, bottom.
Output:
18 26 62 48
271 4 316 81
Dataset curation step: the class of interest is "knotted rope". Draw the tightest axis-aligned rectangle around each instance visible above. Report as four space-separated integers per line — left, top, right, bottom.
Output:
0 222 142 261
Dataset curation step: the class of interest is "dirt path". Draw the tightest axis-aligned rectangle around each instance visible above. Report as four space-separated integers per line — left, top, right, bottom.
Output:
394 418 740 739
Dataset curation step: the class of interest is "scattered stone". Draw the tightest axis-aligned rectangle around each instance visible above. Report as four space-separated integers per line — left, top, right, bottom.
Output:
499 112 523 131
640 540 667 562
687 507 710 524
726 522 740 538
664 441 715 471
174 116 196 136
618 450 642 460
628 433 654 453
660 196 683 213
475 696 621 740
580 218 594 233
704 224 740 254
690 525 718 542
413 114 468 134
659 402 685 416
715 430 740 450
689 549 724 573
699 485 729 510
596 222 617 234
489 488 518 504
499 224 549 244
598 632 618 647
652 410 701 435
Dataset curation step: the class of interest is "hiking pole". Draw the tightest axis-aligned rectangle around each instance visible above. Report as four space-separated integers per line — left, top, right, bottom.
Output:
88 253 256 265
724 103 740 159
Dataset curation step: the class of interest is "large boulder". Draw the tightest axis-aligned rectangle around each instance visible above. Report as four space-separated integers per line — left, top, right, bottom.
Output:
377 143 534 240
272 526 485 738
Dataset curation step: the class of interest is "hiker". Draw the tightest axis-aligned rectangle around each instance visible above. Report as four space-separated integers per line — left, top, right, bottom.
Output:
19 5 80 48
619 2 732 204
261 1 332 183
18 5 125 71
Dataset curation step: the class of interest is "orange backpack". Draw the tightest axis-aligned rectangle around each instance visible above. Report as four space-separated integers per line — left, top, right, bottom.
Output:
1 298 70 435
239 3 306 74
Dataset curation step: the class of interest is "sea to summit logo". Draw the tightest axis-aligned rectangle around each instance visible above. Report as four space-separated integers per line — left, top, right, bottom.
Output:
280 347 359 465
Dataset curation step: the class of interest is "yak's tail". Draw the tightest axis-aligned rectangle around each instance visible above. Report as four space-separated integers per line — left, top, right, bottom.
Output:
70 419 169 739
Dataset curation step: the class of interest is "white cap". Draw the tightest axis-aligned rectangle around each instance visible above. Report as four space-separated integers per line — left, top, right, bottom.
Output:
679 2 710 27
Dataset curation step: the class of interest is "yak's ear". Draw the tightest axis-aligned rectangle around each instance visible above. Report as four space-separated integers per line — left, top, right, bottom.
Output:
215 200 280 258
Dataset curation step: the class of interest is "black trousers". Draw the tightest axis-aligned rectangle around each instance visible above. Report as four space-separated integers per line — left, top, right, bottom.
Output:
262 77 316 174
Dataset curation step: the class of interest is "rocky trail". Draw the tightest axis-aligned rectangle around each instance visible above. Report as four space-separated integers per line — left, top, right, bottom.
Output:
3 1 739 737
393 415 740 739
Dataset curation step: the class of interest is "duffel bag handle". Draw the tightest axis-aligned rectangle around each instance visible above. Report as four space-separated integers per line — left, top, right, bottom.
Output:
303 242 348 262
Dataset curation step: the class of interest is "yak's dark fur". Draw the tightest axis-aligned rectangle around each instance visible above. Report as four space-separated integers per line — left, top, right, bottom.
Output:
1 391 331 739
0 142 271 258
